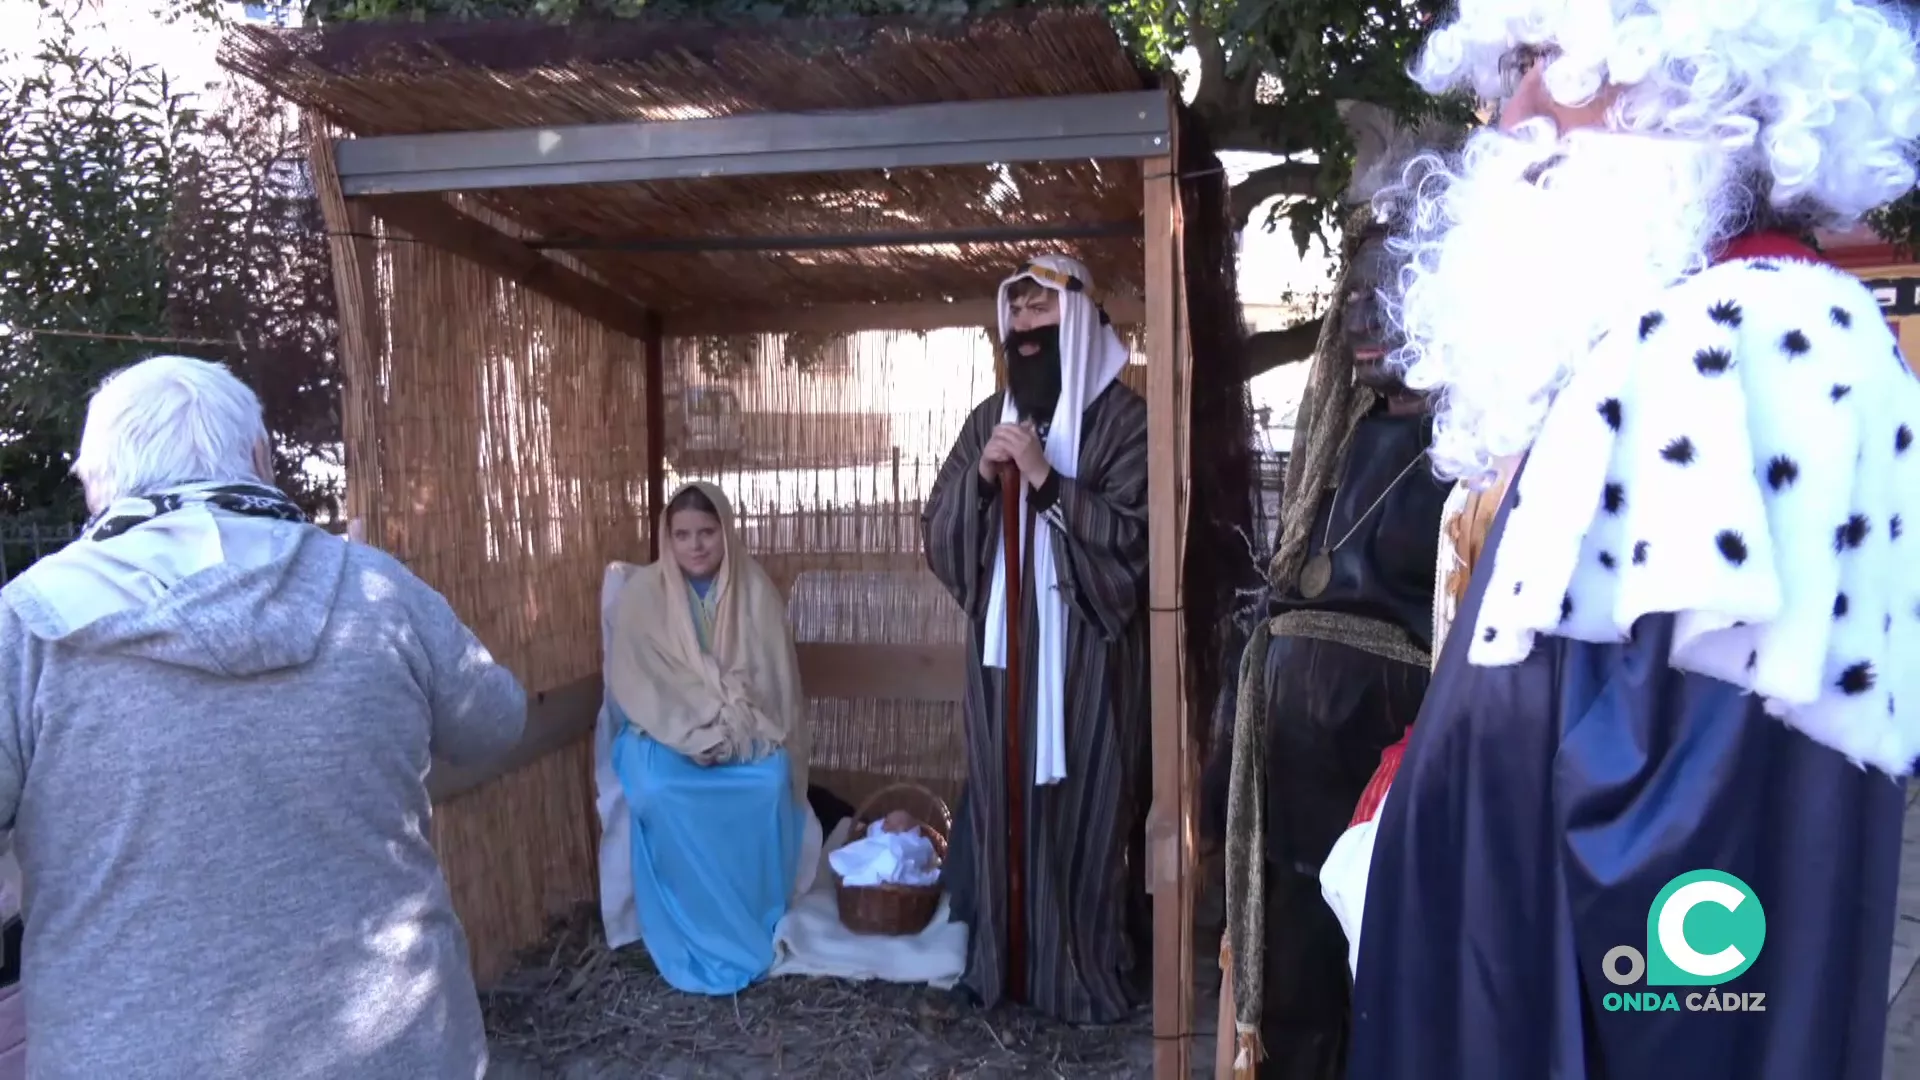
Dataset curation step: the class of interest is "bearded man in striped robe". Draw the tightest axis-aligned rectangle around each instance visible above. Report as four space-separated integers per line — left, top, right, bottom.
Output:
922 254 1152 1024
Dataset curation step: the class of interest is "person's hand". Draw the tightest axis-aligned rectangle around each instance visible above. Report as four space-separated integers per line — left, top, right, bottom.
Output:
979 427 1016 483
994 422 1051 489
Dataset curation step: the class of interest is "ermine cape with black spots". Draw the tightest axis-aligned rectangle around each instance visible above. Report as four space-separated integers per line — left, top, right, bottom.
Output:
1470 256 1919 776
1346 256 1916 1080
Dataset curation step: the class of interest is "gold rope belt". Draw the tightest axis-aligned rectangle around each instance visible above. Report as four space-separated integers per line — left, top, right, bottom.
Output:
1267 609 1431 670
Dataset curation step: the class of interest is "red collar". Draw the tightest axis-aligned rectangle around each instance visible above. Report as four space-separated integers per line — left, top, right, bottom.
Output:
1711 231 1832 268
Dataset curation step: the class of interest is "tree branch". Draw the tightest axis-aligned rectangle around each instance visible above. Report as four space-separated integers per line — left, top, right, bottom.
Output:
1245 318 1324 379
1230 161 1321 228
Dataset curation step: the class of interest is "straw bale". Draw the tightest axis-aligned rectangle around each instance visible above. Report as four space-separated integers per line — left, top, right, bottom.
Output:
222 9 1152 314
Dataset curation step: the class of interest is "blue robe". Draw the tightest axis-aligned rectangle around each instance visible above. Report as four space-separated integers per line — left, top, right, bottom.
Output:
1348 474 1907 1080
609 575 805 995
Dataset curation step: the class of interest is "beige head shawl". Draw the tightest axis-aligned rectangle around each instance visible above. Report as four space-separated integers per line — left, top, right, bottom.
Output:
604 482 808 796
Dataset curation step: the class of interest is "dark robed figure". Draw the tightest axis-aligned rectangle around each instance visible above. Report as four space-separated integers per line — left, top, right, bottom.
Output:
923 254 1151 1024
1343 4 1920 1078
1203 213 1449 1080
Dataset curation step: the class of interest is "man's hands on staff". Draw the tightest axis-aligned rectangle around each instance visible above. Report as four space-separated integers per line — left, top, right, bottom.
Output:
978 421 1052 489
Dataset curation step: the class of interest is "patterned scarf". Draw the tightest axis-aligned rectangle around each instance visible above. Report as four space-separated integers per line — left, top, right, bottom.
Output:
82 481 305 542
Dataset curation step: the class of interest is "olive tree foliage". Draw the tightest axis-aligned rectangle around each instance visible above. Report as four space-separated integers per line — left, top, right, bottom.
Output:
0 16 342 520
0 30 188 518
168 88 345 522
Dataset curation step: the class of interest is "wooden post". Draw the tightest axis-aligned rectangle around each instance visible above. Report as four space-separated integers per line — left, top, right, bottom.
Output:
306 115 386 549
891 445 903 550
644 315 667 560
1143 132 1196 1079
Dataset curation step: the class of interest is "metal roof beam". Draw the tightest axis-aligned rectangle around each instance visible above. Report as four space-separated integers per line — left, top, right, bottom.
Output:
334 90 1172 196
527 220 1140 255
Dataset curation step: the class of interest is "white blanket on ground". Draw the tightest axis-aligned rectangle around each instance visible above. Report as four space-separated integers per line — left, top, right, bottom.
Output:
768 819 968 988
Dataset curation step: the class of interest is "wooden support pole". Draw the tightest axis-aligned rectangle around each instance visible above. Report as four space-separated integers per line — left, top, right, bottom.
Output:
305 115 386 546
643 314 667 560
1143 139 1196 1080
662 295 1145 339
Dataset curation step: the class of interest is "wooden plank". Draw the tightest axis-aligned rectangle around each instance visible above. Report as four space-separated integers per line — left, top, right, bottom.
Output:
362 192 656 344
537 220 1140 255
644 315 666 560
333 91 1172 196
422 638 964 803
758 551 929 597
426 675 601 803
1143 135 1196 1079
305 115 385 545
662 294 1146 338
796 642 967 703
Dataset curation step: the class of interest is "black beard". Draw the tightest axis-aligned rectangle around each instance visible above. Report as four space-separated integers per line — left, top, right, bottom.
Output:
1002 325 1062 422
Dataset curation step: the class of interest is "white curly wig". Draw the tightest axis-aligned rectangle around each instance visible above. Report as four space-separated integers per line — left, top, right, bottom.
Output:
1376 0 1920 486
1417 0 1920 227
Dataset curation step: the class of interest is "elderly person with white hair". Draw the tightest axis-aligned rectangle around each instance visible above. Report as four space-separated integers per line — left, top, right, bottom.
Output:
1333 3 1920 1080
0 355 525 1079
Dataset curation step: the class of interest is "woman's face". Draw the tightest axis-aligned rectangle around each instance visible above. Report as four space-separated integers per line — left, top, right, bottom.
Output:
669 508 724 579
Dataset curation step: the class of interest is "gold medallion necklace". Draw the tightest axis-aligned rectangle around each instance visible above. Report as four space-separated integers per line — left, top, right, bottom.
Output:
1298 451 1428 599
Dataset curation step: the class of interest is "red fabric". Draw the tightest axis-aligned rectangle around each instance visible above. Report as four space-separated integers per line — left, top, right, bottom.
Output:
1711 231 1833 268
1351 731 1411 827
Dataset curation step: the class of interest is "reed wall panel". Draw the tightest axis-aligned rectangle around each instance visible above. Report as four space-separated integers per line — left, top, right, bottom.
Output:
311 124 650 983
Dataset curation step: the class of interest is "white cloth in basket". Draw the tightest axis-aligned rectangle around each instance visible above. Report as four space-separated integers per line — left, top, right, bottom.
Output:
827 822 941 888
770 820 968 988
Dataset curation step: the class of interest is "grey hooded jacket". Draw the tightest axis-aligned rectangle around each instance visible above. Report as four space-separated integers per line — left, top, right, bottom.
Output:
0 517 524 1079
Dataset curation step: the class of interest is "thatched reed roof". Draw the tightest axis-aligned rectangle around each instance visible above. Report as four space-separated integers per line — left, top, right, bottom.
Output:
221 10 1158 314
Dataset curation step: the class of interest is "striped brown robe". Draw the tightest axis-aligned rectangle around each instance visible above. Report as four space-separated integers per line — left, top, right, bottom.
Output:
922 383 1152 1024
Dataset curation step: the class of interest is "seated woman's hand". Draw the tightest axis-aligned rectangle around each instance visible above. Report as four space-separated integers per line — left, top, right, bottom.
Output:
689 731 733 767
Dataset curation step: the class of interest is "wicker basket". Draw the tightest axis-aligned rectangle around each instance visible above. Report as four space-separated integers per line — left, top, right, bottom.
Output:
833 782 951 936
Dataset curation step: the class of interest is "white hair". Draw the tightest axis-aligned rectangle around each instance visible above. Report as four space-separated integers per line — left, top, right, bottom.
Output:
73 355 270 511
1380 123 1736 484
1415 0 1920 227
1378 0 1920 485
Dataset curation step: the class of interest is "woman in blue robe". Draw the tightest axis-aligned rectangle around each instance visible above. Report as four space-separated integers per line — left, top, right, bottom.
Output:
597 482 810 995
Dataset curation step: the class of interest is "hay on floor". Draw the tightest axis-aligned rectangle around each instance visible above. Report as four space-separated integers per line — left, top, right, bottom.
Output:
481 903 1207 1079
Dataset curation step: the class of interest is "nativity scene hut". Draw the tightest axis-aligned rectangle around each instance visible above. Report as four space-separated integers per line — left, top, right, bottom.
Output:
222 10 1255 1076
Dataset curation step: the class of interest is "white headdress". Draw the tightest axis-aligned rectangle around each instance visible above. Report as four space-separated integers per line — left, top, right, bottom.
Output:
982 253 1129 786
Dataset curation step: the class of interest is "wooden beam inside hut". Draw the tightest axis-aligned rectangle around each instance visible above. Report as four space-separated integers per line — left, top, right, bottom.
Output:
1143 143 1197 1080
643 314 666 561
332 91 1171 196
661 295 1147 337
528 221 1141 254
364 193 657 343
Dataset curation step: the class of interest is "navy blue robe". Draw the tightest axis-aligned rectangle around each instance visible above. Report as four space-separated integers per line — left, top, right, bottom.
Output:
1348 476 1907 1080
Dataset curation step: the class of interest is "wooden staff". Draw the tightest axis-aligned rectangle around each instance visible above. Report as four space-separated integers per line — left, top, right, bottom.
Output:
999 462 1029 1002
